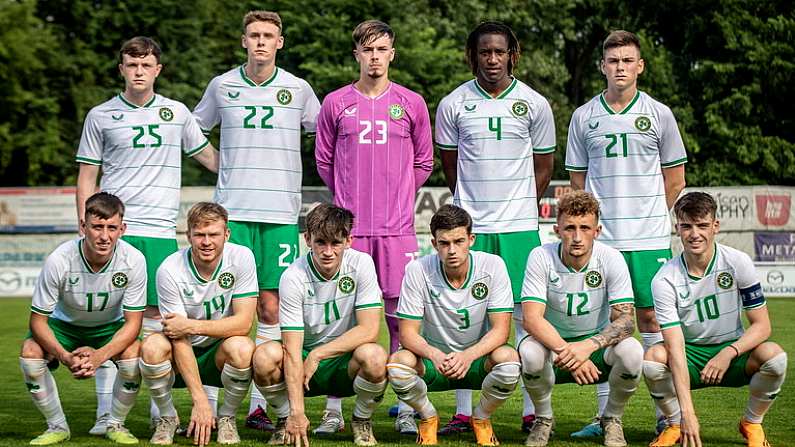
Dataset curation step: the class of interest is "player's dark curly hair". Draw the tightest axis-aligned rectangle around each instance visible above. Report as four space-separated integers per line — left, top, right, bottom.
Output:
466 21 521 76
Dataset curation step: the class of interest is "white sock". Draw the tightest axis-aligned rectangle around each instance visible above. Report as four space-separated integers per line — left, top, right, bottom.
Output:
95 360 116 418
20 358 67 428
109 359 141 425
218 364 250 417
603 338 643 418
474 362 520 419
642 360 680 424
519 338 554 418
455 389 472 417
353 376 387 419
745 352 787 423
204 385 219 417
640 332 663 351
255 382 290 419
521 387 535 417
248 387 267 415
387 363 436 419
248 326 274 414
596 382 610 417
326 396 343 413
140 360 177 418
150 399 160 420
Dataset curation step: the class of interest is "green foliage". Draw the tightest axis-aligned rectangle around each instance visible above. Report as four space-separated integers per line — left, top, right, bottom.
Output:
0 0 792 187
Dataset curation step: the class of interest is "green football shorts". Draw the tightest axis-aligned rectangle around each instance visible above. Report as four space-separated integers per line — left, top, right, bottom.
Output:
621 248 671 308
122 235 178 307
228 221 299 290
473 230 541 302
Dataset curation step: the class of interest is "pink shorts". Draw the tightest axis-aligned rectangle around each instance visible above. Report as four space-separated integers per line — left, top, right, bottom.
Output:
352 235 418 298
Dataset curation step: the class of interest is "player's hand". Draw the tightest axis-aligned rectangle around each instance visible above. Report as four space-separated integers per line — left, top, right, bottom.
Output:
71 346 106 376
285 413 310 447
303 352 320 391
571 360 601 385
700 349 733 385
442 351 474 380
187 399 215 446
161 313 194 339
553 342 588 371
58 351 87 377
680 412 702 447
428 350 447 375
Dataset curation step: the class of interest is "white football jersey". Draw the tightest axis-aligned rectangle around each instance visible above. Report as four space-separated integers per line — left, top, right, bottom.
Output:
279 249 382 350
652 243 765 345
520 241 634 340
434 79 556 233
31 238 146 326
398 251 513 353
157 242 258 347
565 91 687 250
194 66 321 224
77 94 209 238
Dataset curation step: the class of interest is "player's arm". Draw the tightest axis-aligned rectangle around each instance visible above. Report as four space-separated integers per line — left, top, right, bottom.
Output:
172 336 214 445
314 98 337 190
191 143 219 173
533 153 554 202
398 318 448 369
412 97 434 190
440 150 458 193
74 310 143 376
29 313 81 373
569 171 586 190
662 164 686 209
75 163 100 230
282 329 310 447
162 297 256 339
444 311 511 379
522 301 572 361
661 325 701 445
306 307 380 361
590 303 636 349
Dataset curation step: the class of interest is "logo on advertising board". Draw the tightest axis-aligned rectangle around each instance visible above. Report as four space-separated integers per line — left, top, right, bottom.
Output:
756 194 791 226
0 270 22 294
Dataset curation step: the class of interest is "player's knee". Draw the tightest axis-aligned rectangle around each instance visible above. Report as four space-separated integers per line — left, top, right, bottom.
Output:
222 336 255 368
644 343 667 364
642 359 670 382
141 333 171 363
355 343 387 376
611 337 644 370
115 358 140 380
20 339 45 359
754 345 787 377
20 357 48 379
387 361 418 390
489 361 521 385
118 339 141 360
490 345 520 365
518 337 547 374
253 342 282 377
387 349 416 367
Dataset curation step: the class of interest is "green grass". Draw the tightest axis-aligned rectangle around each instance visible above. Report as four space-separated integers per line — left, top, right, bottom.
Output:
1 297 793 446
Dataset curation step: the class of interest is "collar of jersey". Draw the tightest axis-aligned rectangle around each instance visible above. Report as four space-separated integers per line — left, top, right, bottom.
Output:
307 252 342 282
439 253 474 290
187 248 224 283
117 93 156 109
239 65 279 87
473 77 517 100
558 242 590 273
351 81 392 100
78 239 116 274
681 242 718 281
599 90 640 115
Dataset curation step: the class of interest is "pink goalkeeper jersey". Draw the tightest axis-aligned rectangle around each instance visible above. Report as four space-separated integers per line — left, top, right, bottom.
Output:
315 82 433 236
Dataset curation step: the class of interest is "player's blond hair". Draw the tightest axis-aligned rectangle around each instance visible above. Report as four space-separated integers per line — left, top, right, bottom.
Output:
187 202 228 231
352 20 394 47
557 191 600 221
602 30 641 56
305 203 354 242
243 10 282 34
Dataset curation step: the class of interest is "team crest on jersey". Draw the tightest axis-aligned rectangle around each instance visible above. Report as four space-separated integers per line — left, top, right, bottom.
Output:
338 276 356 294
464 104 477 112
585 270 603 288
634 116 651 132
472 282 489 300
717 272 734 290
112 272 128 288
277 89 292 105
511 101 529 117
218 272 235 289
389 104 405 120
111 113 124 121
159 107 174 122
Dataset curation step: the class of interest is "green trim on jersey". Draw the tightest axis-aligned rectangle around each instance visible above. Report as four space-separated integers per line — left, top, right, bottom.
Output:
520 296 546 304
187 249 223 284
439 253 474 290
609 297 635 305
682 244 717 281
306 253 341 282
533 146 556 154
122 305 145 312
487 307 513 313
397 312 423 320
281 326 304 331
117 93 156 109
239 65 279 87
30 305 52 315
355 302 383 310
185 139 209 157
78 239 115 274
564 164 588 172
435 141 458 150
661 156 688 168
473 78 518 99
599 90 640 115
660 321 681 329
232 292 258 299
76 155 102 165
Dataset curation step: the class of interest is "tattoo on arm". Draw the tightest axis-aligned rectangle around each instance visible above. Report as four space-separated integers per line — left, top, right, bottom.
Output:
590 303 635 349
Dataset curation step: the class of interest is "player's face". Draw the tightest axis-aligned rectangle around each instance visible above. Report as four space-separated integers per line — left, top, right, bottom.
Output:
119 54 161 96
601 45 644 92
354 34 395 80
82 213 126 259
242 21 284 66
554 213 601 261
676 214 720 257
432 226 475 270
306 233 352 278
475 33 511 86
188 220 230 266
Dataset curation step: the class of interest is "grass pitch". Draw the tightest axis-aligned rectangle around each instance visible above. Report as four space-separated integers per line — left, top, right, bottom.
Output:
0 297 793 446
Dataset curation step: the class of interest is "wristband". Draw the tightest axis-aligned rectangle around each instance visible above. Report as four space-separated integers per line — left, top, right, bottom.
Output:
727 344 740 358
